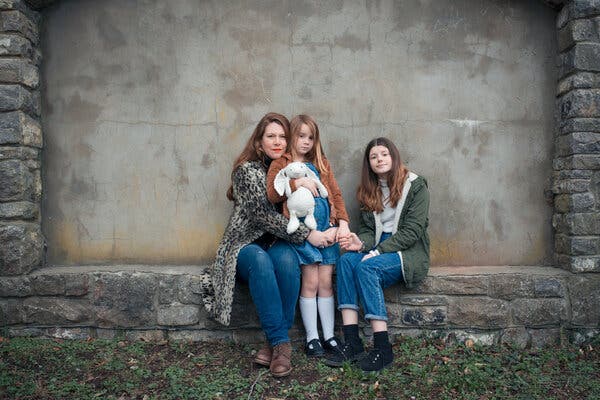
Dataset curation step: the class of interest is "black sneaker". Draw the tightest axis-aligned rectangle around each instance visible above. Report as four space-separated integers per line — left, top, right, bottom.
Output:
322 341 364 367
305 338 325 357
359 348 393 372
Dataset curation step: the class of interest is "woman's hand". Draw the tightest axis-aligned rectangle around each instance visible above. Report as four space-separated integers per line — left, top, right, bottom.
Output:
339 232 363 251
323 227 338 245
335 220 351 242
294 177 319 197
308 230 333 248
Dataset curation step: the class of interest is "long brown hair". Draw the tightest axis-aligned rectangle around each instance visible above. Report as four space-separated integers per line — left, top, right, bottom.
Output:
289 114 328 173
226 112 291 200
357 137 409 212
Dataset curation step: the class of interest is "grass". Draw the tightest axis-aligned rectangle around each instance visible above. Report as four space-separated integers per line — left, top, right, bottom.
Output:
1 335 599 399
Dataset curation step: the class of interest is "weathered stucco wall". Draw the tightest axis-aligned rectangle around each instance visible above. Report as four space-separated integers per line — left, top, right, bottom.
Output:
41 0 557 266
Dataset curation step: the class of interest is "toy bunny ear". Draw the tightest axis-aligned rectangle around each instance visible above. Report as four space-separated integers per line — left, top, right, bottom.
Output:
274 169 290 196
304 167 319 182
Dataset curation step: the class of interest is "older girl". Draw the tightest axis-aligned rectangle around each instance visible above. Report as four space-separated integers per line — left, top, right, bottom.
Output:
324 137 430 372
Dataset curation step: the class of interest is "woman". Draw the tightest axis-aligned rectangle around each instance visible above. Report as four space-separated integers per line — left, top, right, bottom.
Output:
202 112 334 377
324 137 430 372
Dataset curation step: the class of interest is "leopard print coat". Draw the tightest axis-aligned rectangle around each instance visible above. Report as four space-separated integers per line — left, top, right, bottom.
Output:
201 160 310 326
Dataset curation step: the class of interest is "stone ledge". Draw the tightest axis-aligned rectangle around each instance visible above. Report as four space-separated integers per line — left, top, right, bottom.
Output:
1 264 597 348
33 264 209 275
34 264 570 276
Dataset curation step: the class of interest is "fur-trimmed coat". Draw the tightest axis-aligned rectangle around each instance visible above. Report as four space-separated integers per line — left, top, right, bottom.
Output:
201 160 310 326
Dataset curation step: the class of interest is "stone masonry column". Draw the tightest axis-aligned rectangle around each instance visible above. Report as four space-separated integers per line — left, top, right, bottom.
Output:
0 0 43 276
554 0 600 273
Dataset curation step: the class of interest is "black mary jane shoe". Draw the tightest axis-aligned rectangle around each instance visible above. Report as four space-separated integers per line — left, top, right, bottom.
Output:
305 338 325 357
322 336 341 354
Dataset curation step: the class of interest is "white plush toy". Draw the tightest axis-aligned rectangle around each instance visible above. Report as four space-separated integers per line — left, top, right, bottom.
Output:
274 162 329 234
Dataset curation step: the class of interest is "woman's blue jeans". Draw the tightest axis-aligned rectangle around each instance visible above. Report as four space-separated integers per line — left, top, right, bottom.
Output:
336 248 403 321
237 240 300 346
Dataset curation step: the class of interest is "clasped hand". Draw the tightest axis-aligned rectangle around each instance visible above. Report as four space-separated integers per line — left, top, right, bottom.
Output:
338 231 376 262
307 227 337 248
309 230 375 262
337 232 362 251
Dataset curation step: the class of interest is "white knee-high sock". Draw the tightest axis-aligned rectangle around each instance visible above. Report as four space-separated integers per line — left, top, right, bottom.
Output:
318 295 335 340
299 296 319 342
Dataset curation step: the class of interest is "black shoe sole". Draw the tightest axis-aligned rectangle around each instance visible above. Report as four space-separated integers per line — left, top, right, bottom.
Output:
306 350 325 357
360 360 393 373
322 352 364 367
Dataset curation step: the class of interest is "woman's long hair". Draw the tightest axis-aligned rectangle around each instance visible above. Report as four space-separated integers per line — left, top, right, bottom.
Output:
357 137 409 212
290 114 328 173
226 112 291 200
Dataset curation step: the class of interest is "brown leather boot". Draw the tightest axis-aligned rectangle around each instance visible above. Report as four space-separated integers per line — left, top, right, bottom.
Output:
269 342 292 377
254 343 272 367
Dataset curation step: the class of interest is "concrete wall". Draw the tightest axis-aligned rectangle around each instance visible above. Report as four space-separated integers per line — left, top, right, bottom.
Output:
41 0 557 266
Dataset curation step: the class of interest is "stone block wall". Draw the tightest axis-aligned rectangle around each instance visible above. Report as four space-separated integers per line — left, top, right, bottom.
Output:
2 265 598 348
0 0 43 276
1 266 262 342
393 267 599 346
554 1 600 272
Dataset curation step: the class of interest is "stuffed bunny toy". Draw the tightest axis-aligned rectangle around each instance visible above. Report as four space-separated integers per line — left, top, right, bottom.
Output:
274 162 329 234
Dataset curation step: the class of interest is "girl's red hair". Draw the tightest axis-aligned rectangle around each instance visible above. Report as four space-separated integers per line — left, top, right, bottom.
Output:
357 137 409 212
289 114 328 173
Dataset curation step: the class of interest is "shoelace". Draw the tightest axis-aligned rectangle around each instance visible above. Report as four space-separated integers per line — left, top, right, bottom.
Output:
273 346 291 360
337 341 356 358
366 350 381 362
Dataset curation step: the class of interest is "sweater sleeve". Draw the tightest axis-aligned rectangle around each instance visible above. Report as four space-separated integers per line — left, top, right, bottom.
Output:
323 159 349 223
357 211 376 251
234 163 309 245
266 157 288 204
376 180 429 253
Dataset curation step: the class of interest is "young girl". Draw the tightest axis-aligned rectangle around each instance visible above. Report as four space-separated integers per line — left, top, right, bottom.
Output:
267 114 350 356
324 137 430 372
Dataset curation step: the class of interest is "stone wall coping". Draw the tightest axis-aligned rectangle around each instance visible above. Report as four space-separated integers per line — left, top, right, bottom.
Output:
35 264 570 277
21 0 566 11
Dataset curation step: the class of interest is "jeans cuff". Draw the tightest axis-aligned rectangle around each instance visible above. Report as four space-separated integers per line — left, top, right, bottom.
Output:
270 338 290 347
365 313 388 321
338 304 360 311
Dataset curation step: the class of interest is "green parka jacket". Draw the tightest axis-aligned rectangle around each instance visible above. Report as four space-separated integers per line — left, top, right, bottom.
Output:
357 172 430 288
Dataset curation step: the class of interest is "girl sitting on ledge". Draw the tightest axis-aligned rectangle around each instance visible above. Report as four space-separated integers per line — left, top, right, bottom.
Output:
324 137 430 372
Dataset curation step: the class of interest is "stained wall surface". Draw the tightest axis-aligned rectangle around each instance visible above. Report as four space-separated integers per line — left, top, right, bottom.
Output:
41 0 557 266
